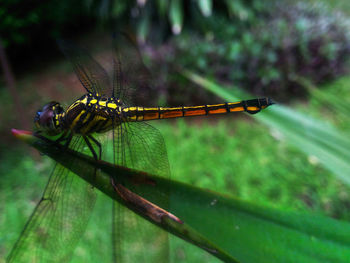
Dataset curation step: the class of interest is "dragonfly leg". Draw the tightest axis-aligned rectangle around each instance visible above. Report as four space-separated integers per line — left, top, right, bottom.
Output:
87 134 102 161
83 135 101 188
83 136 99 161
62 133 73 148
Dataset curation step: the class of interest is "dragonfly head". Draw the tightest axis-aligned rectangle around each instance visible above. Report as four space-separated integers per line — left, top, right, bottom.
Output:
34 102 64 135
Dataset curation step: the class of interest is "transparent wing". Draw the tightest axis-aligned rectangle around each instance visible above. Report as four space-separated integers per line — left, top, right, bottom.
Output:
112 202 169 263
110 122 170 263
113 32 158 106
58 40 112 96
115 122 170 177
7 136 97 263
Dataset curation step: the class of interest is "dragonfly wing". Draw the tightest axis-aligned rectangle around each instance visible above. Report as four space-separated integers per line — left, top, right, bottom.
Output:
112 202 169 263
114 122 170 177
7 136 97 263
58 40 112 96
110 122 170 263
113 32 158 106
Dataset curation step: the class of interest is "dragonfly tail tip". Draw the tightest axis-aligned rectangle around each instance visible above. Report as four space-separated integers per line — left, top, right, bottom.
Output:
267 98 275 106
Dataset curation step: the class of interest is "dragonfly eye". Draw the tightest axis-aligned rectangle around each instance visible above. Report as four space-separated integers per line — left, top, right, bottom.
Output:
35 107 53 127
34 101 62 133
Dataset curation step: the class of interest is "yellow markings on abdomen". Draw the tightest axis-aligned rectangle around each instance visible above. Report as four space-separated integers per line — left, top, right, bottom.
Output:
246 106 260 112
143 108 160 120
204 104 228 115
159 107 183 118
182 106 206 116
229 107 244 112
122 98 273 122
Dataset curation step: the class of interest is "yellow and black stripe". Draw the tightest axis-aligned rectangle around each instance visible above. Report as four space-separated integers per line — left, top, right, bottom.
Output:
123 98 273 122
61 94 123 134
60 96 273 135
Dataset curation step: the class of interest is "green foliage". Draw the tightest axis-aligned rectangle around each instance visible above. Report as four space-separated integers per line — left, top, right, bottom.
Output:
4 115 350 262
87 0 264 36
0 1 39 46
0 0 90 48
159 117 350 220
9 130 350 263
0 149 49 260
298 74 350 131
171 2 350 101
181 69 350 197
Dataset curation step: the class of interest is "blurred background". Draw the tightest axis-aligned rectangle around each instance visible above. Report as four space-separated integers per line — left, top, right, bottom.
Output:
1 0 350 262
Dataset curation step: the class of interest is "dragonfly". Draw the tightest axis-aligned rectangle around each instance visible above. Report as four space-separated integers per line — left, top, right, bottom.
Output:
7 32 274 263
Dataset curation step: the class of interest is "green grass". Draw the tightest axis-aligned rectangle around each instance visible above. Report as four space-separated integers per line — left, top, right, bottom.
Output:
0 149 48 262
157 118 350 218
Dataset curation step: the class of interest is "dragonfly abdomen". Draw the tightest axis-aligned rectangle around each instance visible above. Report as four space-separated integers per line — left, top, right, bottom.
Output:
123 98 273 122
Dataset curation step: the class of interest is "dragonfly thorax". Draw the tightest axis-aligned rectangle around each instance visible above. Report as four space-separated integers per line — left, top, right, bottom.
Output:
62 93 124 135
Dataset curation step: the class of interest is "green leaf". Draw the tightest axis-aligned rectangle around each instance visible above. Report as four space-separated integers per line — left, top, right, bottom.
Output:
197 0 212 17
169 0 183 35
224 0 249 20
291 74 350 123
180 70 350 185
12 130 235 263
12 129 350 262
137 13 150 43
156 0 168 18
